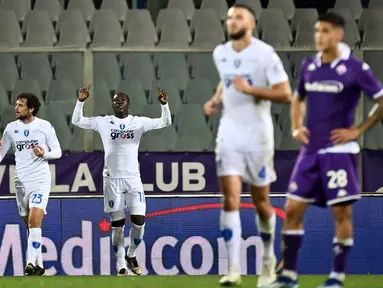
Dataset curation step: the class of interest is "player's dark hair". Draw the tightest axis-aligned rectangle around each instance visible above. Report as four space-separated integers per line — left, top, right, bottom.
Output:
231 3 256 20
318 12 346 28
16 93 41 116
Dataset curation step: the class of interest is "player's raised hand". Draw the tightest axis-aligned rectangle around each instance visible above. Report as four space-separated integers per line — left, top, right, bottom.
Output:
157 85 168 105
33 145 45 157
233 77 251 94
331 128 361 145
292 127 310 145
78 83 90 102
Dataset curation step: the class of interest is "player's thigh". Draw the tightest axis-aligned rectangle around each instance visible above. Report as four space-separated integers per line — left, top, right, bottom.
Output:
244 150 276 188
287 151 323 205
215 146 246 179
319 153 360 206
124 178 146 216
219 175 242 210
103 178 127 213
27 183 50 227
15 184 29 217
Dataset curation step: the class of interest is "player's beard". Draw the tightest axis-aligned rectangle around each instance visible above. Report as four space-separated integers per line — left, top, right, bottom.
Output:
228 28 247 40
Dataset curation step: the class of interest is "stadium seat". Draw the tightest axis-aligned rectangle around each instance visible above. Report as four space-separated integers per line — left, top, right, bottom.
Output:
123 10 158 43
34 0 61 22
167 0 195 21
369 0 383 9
93 132 104 151
90 10 124 42
290 51 315 79
123 28 156 48
257 9 292 42
209 111 221 134
94 53 121 91
272 116 282 150
0 54 19 91
291 8 318 33
53 53 84 89
262 27 291 48
157 9 191 47
67 0 95 22
56 10 89 39
0 10 23 47
190 9 225 41
142 104 162 119
174 135 204 152
293 22 315 48
149 79 181 115
200 0 228 21
1 0 30 22
1 105 17 130
116 79 147 115
122 53 155 92
364 97 383 149
328 8 360 46
268 0 295 21
362 21 383 48
46 80 77 115
155 53 189 91
359 9 383 32
0 83 8 113
22 11 57 47
363 51 383 82
11 79 44 105
22 7 53 31
192 54 220 89
334 0 362 20
92 14 124 48
101 0 129 22
147 125 177 141
277 52 292 80
184 79 213 105
19 53 52 91
57 23 89 47
70 127 85 152
94 80 113 115
235 0 263 18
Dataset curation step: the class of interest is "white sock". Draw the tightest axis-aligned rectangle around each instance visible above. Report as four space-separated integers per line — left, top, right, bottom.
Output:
127 223 145 258
220 210 242 272
256 211 276 259
112 226 127 270
27 228 42 267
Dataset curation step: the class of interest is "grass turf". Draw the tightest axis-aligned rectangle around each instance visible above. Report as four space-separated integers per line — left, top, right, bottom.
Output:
0 275 382 288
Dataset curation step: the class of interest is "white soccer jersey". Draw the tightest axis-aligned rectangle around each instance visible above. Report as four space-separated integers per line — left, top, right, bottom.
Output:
0 118 62 184
72 101 172 178
213 37 289 151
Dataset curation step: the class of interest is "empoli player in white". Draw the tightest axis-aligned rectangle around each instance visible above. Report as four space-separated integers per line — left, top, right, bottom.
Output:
72 85 171 275
0 93 62 276
204 4 292 287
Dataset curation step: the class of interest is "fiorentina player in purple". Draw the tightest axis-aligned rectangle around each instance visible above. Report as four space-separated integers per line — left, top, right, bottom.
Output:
268 13 383 288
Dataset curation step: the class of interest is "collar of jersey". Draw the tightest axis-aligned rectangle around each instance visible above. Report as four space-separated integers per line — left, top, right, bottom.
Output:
315 42 351 69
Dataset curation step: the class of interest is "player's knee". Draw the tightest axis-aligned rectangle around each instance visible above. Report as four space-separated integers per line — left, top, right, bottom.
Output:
109 210 125 226
28 218 42 228
333 203 352 224
222 194 240 211
285 205 304 227
131 215 145 226
111 218 125 227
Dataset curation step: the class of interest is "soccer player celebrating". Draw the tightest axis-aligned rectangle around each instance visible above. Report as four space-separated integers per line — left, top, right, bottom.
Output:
72 85 171 275
204 4 292 287
268 13 383 288
0 93 62 276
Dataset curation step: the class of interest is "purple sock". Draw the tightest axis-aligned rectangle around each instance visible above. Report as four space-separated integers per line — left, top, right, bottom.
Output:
331 238 353 278
283 230 304 273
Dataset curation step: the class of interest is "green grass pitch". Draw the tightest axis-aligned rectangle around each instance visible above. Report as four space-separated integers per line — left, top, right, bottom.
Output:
0 275 382 288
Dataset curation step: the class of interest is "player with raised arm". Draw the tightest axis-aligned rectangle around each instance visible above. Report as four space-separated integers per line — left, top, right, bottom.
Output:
267 13 383 288
204 4 292 287
71 85 171 276
0 93 62 276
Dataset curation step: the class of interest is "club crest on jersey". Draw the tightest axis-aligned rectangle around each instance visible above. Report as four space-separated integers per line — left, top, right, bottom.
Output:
109 200 114 208
336 64 347 75
24 129 29 137
120 124 126 129
234 59 241 68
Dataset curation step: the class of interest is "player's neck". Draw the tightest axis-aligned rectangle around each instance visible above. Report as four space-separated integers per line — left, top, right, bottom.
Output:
321 47 340 64
114 113 129 119
21 115 35 124
231 37 252 53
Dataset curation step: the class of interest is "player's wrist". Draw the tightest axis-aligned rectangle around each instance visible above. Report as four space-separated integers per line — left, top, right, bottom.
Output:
291 127 303 137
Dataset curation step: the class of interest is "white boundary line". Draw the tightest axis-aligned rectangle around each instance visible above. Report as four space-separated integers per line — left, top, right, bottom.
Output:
0 193 382 200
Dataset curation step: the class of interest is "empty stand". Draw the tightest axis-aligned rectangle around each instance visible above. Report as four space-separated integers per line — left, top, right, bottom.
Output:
11 79 44 105
149 79 182 114
34 0 62 22
155 53 189 91
53 53 84 89
67 0 95 22
122 53 155 92
0 54 19 91
268 0 295 21
167 0 195 21
19 53 52 91
94 53 121 91
0 10 22 47
101 0 129 22
1 0 30 22
200 0 228 21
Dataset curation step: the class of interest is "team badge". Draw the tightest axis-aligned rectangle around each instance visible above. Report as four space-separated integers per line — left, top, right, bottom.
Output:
24 129 29 137
120 124 125 130
288 182 298 193
234 59 241 68
336 64 347 75
362 62 370 71
308 63 316 71
109 200 114 208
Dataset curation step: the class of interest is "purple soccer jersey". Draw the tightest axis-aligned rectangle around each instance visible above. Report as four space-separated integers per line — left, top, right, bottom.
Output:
289 44 383 206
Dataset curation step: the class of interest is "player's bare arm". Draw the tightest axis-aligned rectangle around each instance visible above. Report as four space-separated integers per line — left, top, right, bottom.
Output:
291 93 310 145
233 77 292 103
204 82 223 116
331 96 383 145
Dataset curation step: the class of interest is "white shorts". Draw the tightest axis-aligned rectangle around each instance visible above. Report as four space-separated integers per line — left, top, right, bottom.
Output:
15 181 51 217
103 177 146 215
215 147 276 187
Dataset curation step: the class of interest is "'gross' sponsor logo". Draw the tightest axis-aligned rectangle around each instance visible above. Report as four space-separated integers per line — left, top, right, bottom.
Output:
15 140 39 151
110 129 134 140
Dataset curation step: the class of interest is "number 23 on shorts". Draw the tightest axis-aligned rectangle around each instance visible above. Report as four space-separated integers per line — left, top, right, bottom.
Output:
31 193 43 204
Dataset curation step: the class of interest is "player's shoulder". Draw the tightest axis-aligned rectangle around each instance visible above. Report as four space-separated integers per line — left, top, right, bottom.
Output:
35 117 52 127
347 55 371 72
213 42 229 58
250 38 276 54
4 120 18 130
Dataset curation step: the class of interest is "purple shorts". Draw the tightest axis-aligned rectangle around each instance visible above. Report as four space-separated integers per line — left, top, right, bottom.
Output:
287 150 360 207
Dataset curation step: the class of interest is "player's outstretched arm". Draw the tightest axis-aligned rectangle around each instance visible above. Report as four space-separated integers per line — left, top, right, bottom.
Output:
140 85 172 132
0 126 12 162
71 85 98 131
204 82 223 116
